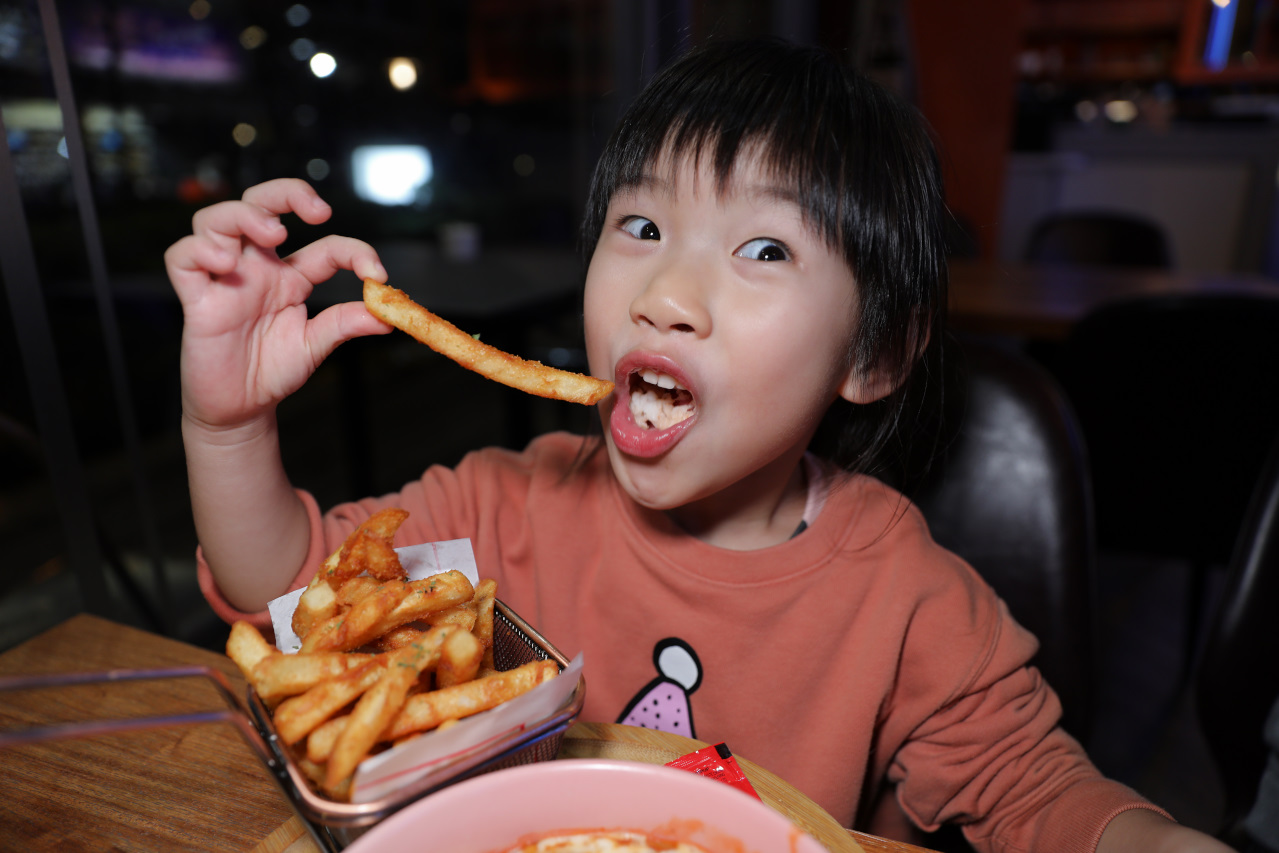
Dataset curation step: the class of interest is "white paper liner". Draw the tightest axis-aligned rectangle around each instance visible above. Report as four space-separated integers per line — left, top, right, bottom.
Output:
350 652 583 802
263 538 582 804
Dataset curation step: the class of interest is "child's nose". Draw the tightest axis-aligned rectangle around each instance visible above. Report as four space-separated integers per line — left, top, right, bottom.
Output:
629 254 712 336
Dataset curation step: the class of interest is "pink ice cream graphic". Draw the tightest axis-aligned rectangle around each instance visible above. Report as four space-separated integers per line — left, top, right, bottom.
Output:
617 638 702 738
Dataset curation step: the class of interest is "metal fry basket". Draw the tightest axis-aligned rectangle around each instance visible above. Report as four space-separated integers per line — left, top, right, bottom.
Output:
0 600 586 852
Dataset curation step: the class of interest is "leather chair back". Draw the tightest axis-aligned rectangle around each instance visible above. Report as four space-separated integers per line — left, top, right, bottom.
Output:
1055 294 1279 571
1196 431 1279 845
1025 211 1173 269
911 337 1097 741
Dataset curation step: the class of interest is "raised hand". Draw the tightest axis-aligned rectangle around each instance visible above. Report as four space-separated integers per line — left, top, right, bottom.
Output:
165 178 391 432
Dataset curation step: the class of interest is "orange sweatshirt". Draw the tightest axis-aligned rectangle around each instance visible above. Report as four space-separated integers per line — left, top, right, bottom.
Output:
199 432 1165 851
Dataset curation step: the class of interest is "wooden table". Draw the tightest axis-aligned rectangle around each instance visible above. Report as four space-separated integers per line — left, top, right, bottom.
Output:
0 615 934 853
948 258 1279 340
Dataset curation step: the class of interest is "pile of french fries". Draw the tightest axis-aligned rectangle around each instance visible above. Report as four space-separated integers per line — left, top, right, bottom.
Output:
225 508 559 801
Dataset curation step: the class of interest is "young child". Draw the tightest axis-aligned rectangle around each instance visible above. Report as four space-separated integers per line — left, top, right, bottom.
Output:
167 38 1230 853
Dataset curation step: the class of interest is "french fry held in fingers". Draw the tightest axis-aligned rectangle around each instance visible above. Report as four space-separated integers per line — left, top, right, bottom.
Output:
364 279 614 405
224 509 563 801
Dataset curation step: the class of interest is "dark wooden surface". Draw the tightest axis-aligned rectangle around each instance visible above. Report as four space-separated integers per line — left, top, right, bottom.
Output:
0 614 294 852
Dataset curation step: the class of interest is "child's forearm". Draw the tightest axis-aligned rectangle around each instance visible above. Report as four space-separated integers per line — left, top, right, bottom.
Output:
1096 808 1235 853
182 411 312 613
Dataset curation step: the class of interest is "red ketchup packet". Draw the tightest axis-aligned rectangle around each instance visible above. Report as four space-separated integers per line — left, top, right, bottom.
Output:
665 742 762 800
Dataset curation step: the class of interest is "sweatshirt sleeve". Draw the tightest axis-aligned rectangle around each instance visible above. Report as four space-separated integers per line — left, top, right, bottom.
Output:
194 439 536 632
195 489 334 633
887 585 1171 853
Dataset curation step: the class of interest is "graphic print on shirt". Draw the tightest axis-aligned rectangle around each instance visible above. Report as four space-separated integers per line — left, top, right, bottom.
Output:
616 637 702 738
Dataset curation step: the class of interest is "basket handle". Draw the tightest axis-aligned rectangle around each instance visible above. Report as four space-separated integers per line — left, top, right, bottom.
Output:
0 665 270 759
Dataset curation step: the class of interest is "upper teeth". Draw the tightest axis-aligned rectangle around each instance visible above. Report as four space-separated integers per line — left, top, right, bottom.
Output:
640 369 681 390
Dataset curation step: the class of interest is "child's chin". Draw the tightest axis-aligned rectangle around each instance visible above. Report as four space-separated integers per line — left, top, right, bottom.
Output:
608 404 695 458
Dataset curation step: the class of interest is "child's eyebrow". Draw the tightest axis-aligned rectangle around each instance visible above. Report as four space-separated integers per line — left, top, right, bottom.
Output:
615 172 673 199
617 174 802 211
740 183 804 210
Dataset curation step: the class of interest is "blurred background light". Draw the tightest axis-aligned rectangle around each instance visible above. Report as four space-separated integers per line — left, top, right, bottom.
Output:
388 57 417 91
239 26 267 50
285 4 311 26
351 144 432 205
1104 99 1138 123
305 158 330 181
513 154 535 176
188 0 211 21
309 52 336 78
231 122 257 146
1204 0 1238 70
289 37 315 61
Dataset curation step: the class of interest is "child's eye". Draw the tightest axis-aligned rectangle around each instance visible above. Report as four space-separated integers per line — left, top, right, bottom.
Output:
735 238 790 262
620 216 661 240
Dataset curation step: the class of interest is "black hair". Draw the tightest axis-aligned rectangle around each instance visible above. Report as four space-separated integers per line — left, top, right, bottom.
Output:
580 37 950 483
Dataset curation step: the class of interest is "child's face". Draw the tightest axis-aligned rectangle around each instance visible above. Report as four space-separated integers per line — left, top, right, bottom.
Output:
584 147 872 524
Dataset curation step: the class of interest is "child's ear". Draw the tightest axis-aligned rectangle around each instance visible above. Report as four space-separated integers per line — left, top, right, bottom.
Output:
839 311 932 404
838 364 898 405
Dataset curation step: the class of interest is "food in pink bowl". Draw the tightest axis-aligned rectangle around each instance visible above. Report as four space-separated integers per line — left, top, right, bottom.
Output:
343 759 827 853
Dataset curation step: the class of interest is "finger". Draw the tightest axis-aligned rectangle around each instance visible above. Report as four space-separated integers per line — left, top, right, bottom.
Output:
304 301 394 363
241 178 332 226
283 234 387 286
191 198 292 252
164 235 239 300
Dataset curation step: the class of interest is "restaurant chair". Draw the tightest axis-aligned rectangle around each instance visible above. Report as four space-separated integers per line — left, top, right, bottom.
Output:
1195 431 1279 848
1023 210 1173 269
1052 294 1279 680
910 336 1097 742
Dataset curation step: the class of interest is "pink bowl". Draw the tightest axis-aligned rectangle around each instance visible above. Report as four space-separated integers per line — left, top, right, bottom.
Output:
344 759 827 853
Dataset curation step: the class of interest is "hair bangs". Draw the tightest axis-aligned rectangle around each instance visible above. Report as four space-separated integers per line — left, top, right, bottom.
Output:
582 39 852 258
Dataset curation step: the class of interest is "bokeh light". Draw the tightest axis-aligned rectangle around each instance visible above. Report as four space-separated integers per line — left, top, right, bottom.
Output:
240 26 267 50
232 123 257 146
309 52 336 78
388 58 417 91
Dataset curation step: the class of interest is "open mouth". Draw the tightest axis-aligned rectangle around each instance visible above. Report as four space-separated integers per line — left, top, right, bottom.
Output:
628 368 695 430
